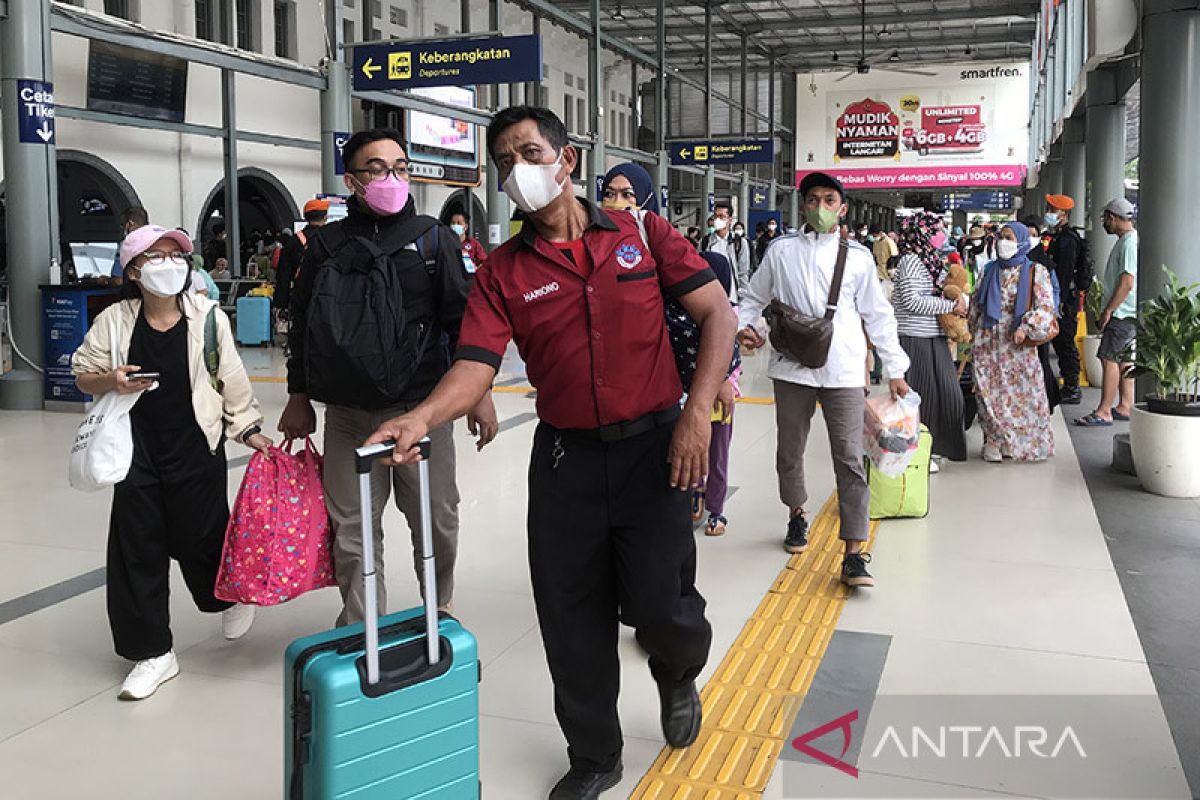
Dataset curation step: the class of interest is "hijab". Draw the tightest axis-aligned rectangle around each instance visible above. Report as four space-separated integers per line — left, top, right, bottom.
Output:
601 162 658 214
978 222 1034 331
899 211 946 287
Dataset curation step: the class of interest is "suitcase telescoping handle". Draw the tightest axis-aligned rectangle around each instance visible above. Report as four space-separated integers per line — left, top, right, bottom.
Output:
353 437 437 685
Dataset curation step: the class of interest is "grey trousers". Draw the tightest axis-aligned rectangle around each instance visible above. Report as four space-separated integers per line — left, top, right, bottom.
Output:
773 381 870 541
323 403 461 626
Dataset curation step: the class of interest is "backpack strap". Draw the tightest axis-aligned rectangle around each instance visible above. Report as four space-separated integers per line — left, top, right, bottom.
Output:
203 306 222 392
413 224 441 276
378 215 439 261
824 239 850 321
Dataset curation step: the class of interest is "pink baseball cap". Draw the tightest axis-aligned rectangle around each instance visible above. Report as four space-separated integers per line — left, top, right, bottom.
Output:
119 225 194 269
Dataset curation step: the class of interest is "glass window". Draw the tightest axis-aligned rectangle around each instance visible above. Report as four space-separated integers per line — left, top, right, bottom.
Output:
195 0 216 41
343 19 355 46
563 94 573 131
273 1 292 58
104 0 135 21
389 5 407 26
577 98 586 133
235 0 254 51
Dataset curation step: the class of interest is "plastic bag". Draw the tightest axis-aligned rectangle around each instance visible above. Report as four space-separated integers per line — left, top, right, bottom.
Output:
863 390 923 478
214 438 336 606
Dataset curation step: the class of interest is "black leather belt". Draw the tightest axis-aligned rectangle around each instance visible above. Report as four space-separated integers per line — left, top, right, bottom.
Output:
556 405 681 443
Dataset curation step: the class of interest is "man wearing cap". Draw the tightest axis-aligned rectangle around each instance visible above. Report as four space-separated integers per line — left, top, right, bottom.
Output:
274 198 329 316
737 172 910 588
1044 194 1093 405
1076 198 1139 427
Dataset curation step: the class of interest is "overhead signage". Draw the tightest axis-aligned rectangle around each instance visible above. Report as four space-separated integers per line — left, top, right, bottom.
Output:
333 131 350 176
17 79 55 145
86 40 187 124
750 186 769 210
796 166 1025 191
904 105 987 156
352 34 542 91
670 139 774 166
940 190 1014 211
834 99 900 160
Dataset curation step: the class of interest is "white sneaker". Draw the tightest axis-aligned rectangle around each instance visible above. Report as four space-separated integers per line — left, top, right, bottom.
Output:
929 459 941 474
118 651 179 700
222 603 256 640
982 444 1003 463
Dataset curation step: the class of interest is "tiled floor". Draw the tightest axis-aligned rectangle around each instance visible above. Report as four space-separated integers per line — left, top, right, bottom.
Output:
0 345 1190 799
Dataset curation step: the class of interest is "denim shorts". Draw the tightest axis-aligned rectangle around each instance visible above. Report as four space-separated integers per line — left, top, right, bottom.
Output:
1098 316 1137 362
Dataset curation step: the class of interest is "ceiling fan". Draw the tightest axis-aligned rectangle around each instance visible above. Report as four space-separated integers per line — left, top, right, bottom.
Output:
834 0 937 82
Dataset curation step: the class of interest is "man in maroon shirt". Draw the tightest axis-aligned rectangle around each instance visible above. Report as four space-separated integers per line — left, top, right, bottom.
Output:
367 106 736 800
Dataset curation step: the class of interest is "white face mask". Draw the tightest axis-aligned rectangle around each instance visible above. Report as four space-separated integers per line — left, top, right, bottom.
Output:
502 153 567 214
136 258 191 297
996 239 1020 260
713 218 729 231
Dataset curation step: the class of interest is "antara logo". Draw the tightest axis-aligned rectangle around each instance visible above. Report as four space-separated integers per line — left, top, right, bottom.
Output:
522 281 560 304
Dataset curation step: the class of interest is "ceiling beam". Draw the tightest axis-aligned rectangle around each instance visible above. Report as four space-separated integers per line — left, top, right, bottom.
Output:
672 27 1036 60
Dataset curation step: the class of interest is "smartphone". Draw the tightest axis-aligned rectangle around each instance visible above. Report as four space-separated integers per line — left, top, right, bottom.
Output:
128 372 160 381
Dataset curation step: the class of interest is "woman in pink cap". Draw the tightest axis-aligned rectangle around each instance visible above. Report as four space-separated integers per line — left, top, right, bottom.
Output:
72 225 272 701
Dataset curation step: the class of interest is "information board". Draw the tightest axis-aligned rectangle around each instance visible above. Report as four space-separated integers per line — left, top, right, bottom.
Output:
353 35 542 91
87 40 188 124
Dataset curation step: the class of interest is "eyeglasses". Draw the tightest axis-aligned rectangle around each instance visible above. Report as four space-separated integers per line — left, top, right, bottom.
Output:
350 161 410 180
140 251 191 266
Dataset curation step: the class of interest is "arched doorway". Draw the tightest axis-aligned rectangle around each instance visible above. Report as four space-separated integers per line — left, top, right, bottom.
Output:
197 168 300 267
56 151 142 244
438 191 488 243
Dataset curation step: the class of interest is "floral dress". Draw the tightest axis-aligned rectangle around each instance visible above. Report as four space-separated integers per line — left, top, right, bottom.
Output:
968 262 1057 461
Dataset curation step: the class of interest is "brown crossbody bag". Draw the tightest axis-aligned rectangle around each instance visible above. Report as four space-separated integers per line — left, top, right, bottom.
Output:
763 238 849 369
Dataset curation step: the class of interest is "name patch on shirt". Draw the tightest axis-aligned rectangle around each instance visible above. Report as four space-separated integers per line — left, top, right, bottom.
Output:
615 243 644 270
523 281 560 303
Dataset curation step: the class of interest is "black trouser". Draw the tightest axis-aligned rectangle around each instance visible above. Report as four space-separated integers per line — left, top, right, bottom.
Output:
1052 298 1080 389
107 425 232 661
528 419 712 772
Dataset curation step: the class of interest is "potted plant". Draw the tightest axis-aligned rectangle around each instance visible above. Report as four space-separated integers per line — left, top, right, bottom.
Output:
1082 278 1105 388
1127 269 1200 498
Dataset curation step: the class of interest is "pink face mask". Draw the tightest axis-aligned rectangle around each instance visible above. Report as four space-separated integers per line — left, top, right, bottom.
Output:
360 174 410 216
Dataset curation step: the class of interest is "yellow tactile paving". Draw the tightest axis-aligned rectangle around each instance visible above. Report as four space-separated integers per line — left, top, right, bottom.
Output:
631 494 878 800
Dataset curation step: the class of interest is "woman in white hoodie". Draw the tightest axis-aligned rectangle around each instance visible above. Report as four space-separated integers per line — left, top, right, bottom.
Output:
73 225 272 701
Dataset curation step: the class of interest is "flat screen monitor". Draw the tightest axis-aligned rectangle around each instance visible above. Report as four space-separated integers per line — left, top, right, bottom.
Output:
87 40 188 124
69 242 119 278
404 87 480 169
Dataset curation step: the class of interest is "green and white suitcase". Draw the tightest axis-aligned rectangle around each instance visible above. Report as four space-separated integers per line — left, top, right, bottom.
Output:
866 425 932 519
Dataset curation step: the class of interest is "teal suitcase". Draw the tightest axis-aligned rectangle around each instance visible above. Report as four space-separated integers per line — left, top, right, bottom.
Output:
865 425 932 519
285 439 480 799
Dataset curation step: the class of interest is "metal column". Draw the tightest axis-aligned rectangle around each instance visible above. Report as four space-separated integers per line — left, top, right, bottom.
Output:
788 188 800 230
320 0 350 195
738 173 750 225
0 0 57 409
703 1 714 213
587 0 605 200
1139 0 1200 297
655 0 669 219
767 55 777 213
485 0 507 250
1085 66 1127 277
221 69 242 278
1061 118 1086 228
1042 148 1063 211
739 33 748 136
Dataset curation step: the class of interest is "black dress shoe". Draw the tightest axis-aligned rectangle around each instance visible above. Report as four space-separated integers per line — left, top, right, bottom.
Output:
1060 386 1083 405
548 763 622 800
657 678 703 748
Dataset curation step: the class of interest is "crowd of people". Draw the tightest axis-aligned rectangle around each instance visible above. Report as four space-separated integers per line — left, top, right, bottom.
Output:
72 101 1141 799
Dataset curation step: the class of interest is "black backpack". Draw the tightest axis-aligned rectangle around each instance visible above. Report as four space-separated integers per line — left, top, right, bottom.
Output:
304 216 442 408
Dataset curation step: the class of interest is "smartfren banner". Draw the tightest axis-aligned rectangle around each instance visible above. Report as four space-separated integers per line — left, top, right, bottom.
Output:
794 61 1030 190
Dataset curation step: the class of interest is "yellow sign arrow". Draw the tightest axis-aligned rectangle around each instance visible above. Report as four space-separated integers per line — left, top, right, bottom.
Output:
362 58 381 80
680 148 691 160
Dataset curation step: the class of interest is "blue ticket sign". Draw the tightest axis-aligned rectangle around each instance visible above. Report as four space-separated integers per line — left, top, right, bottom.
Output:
333 131 350 176
17 79 56 145
352 35 542 91
670 139 774 166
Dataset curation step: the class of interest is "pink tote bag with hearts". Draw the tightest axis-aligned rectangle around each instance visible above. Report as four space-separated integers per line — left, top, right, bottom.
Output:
215 438 336 606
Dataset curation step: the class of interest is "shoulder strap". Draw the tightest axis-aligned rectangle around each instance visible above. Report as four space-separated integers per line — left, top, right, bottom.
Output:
296 229 308 248
413 224 441 276
379 215 439 259
633 209 650 250
824 239 850 320
313 223 350 258
203 306 221 391
109 311 122 372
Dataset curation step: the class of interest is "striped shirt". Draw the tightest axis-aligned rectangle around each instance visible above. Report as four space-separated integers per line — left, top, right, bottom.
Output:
891 253 955 338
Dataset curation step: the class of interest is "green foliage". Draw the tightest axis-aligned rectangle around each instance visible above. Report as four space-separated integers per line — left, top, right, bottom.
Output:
1122 268 1200 402
1085 278 1106 334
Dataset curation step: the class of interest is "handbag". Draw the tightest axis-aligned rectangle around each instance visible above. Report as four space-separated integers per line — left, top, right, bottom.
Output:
1021 263 1060 347
68 312 142 492
214 437 336 606
763 238 849 369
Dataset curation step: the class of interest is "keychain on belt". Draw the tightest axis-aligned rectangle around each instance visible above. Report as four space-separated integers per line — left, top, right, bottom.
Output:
552 434 565 470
